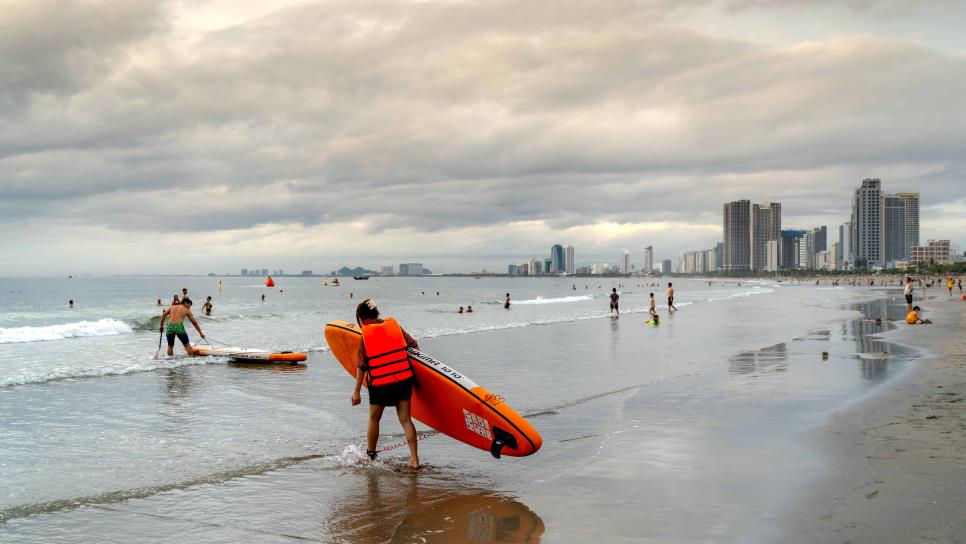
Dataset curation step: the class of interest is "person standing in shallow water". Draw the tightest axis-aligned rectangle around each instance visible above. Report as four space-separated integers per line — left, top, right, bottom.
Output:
504 293 511 309
667 283 677 313
351 299 421 469
610 288 620 315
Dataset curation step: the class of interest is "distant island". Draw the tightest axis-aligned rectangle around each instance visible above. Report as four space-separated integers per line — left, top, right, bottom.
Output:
329 266 378 277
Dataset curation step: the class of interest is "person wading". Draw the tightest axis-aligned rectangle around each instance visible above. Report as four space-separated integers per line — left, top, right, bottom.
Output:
351 299 421 469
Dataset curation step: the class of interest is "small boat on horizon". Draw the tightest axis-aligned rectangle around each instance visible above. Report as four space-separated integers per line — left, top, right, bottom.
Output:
353 275 370 280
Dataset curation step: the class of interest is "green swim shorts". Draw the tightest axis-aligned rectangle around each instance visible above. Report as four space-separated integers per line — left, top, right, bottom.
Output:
165 322 186 334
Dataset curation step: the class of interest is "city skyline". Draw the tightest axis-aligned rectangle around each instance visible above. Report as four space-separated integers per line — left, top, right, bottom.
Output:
2 1 966 276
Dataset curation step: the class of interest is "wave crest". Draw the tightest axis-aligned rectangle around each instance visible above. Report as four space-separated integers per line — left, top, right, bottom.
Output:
0 319 133 344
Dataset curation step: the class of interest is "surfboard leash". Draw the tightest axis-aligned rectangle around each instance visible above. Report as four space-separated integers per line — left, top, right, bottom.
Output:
376 430 439 455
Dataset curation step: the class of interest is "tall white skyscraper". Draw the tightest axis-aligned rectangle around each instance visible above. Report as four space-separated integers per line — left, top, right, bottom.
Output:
644 246 653 274
838 222 852 270
619 249 631 274
851 178 882 268
564 245 575 274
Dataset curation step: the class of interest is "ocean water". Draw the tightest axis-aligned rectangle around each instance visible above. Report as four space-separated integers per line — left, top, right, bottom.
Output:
0 276 916 542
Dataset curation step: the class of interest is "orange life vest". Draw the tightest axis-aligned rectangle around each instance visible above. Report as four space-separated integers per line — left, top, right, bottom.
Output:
361 317 414 387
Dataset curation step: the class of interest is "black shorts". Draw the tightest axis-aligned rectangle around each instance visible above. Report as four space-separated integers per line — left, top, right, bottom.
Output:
905 294 913 304
369 379 413 406
166 332 189 347
610 301 618 309
667 297 674 306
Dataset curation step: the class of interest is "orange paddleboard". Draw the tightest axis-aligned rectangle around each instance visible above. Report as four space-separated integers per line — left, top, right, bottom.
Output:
324 320 541 458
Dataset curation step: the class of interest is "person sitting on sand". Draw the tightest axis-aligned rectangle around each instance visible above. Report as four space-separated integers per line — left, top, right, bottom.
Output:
351 299 421 469
466 305 473 313
905 306 932 325
159 297 205 356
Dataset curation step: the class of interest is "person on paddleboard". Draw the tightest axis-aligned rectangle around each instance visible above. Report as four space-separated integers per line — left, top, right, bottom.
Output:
351 299 421 469
159 297 205 357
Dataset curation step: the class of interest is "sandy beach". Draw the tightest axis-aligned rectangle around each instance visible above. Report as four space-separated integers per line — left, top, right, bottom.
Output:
798 297 966 542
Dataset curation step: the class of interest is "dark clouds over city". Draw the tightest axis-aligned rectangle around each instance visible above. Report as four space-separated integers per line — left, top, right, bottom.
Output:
1 0 964 274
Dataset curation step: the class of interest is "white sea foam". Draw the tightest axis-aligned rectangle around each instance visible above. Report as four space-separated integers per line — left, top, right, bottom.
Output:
512 295 594 305
0 319 134 344
0 356 221 387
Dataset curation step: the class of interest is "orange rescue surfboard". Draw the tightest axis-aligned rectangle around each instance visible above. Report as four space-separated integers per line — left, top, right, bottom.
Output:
193 345 306 363
324 320 541 458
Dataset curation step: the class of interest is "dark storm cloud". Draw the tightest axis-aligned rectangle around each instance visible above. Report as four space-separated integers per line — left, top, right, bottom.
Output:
1 0 965 247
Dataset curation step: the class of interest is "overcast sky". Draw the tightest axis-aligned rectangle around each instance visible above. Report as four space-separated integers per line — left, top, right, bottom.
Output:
2 0 964 275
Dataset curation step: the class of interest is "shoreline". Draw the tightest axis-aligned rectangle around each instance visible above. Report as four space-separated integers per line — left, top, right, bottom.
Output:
795 297 966 542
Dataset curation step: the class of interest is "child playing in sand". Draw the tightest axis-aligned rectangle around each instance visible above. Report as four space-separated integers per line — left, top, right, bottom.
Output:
905 306 932 325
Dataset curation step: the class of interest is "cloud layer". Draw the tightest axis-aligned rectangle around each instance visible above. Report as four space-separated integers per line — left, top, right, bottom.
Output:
1 0 964 273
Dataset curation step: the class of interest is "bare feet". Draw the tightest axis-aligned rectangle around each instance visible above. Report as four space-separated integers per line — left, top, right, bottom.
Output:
410 459 421 470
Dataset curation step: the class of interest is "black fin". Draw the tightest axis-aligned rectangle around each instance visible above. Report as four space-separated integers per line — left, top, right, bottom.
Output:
489 427 518 459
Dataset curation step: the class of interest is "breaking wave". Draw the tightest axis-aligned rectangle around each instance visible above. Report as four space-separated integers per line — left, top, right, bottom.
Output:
0 319 133 344
512 295 594 305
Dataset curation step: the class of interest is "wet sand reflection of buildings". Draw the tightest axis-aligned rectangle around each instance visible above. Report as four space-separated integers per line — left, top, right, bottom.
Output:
845 298 908 382
729 343 788 376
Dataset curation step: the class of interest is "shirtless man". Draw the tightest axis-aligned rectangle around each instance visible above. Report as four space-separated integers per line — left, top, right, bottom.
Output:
202 296 213 316
159 297 205 356
667 283 678 313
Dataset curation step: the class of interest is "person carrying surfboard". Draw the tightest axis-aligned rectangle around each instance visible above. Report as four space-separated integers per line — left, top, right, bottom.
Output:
350 299 421 468
159 297 205 357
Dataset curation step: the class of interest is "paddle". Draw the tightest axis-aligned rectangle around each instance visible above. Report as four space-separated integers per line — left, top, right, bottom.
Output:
153 332 163 359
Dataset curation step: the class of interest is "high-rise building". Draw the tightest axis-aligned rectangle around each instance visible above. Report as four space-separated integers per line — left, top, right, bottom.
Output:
544 258 552 274
529 258 542 276
241 268 248 276
550 244 565 273
619 250 631 274
714 242 723 270
564 245 575 274
851 178 882 268
643 246 654 274
780 230 805 270
750 202 781 272
260 268 269 277
813 225 827 253
723 200 751 271
661 259 672 275
380 265 394 276
507 264 517 275
881 194 907 265
829 242 840 270
398 263 423 276
838 222 852 270
765 240 780 272
896 192 920 259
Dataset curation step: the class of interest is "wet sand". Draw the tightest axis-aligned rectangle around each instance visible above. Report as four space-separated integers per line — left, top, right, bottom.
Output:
797 297 966 542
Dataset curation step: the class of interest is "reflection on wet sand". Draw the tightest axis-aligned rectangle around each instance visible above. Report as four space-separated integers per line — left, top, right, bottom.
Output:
729 343 788 376
330 471 544 543
226 361 308 373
